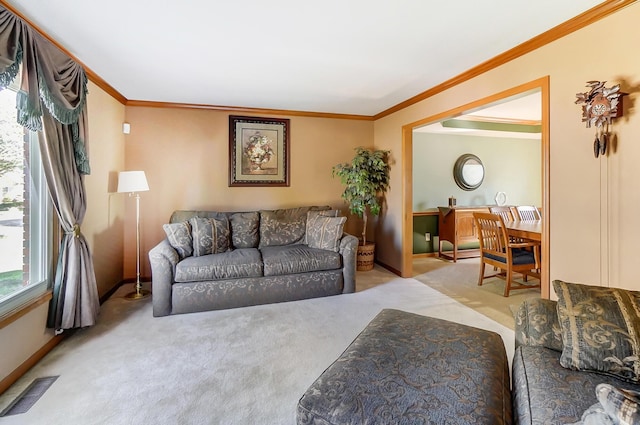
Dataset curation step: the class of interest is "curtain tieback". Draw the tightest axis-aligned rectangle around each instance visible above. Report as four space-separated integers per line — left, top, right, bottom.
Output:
66 224 81 238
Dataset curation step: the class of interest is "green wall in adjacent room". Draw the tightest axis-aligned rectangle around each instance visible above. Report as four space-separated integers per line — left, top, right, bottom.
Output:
412 132 541 211
413 215 438 254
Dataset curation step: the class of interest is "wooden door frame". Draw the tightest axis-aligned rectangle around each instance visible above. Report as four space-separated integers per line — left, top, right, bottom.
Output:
401 76 550 298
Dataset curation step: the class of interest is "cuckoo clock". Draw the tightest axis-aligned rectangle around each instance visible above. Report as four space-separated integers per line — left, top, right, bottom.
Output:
575 81 623 158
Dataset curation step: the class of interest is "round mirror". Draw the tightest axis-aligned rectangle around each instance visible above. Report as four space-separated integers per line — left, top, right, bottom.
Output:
453 154 484 191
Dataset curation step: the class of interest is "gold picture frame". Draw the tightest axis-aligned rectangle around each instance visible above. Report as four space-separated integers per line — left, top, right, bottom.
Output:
229 115 290 187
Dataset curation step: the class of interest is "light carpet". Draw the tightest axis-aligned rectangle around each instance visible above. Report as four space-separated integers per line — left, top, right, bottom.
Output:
0 277 514 425
413 257 541 329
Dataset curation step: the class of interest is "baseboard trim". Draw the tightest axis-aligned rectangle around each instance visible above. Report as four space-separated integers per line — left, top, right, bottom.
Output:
374 260 401 276
0 334 65 395
412 252 438 258
100 277 152 304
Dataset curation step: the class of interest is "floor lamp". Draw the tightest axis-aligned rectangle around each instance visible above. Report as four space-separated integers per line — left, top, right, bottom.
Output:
117 171 150 300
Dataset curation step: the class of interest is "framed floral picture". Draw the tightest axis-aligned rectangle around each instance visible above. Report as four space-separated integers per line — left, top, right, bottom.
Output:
229 115 290 187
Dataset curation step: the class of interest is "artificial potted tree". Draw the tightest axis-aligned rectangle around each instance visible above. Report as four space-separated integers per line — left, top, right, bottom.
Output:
333 147 391 271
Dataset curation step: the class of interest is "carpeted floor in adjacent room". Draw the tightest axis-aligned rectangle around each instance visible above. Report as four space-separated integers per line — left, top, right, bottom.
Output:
412 256 541 329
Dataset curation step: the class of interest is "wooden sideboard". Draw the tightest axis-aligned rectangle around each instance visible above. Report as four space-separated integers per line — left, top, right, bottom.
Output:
438 206 489 262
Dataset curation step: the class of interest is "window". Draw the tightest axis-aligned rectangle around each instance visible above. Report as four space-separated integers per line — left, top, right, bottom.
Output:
0 86 52 318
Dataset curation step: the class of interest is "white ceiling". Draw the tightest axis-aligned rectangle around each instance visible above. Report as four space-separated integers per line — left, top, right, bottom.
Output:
5 0 603 116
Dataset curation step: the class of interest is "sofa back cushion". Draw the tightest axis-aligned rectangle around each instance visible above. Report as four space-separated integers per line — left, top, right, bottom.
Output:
189 216 231 256
229 212 260 248
259 206 329 248
553 280 640 383
170 210 227 224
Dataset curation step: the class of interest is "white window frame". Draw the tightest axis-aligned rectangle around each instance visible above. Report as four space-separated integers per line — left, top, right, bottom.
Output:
0 103 53 319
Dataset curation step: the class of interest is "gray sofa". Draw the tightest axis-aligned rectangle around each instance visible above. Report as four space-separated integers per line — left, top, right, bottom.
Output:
513 294 640 425
149 206 358 317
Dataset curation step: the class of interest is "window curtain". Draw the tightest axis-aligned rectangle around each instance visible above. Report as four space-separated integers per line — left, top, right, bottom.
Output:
0 6 99 330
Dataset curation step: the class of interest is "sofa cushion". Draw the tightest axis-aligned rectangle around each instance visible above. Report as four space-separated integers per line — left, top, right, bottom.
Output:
189 216 231 256
305 214 346 252
174 248 263 282
259 206 329 248
512 345 640 425
229 211 260 248
553 280 640 383
261 244 341 277
162 221 193 259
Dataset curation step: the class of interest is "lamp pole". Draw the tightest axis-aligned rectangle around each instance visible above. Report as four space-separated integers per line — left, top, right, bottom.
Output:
126 191 150 299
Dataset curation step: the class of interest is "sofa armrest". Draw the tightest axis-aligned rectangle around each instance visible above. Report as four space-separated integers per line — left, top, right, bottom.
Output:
149 239 180 317
514 298 563 352
339 233 359 294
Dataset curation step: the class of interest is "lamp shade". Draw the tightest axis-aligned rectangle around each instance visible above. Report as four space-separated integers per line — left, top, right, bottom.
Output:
117 171 149 193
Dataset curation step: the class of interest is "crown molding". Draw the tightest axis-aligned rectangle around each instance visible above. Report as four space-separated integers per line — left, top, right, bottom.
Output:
125 100 373 120
374 0 637 120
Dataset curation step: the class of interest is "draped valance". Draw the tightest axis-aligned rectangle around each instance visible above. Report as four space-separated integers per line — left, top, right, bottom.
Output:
0 5 90 174
0 4 99 331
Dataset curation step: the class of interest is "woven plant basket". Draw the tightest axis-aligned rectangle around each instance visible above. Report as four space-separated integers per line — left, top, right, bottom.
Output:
357 242 375 271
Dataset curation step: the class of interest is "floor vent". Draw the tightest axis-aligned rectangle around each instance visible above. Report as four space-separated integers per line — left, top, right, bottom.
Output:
0 376 59 416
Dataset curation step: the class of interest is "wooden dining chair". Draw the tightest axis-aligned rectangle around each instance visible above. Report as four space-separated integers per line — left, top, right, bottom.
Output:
516 205 541 221
473 212 541 297
489 206 516 222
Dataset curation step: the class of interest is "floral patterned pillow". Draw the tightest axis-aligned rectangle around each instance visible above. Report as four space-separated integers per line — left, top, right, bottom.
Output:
304 210 340 244
306 215 346 252
553 280 640 383
189 216 231 257
162 221 193 259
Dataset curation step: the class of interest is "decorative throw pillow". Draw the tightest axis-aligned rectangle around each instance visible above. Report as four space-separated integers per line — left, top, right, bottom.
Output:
229 211 259 248
596 383 640 425
306 215 347 252
553 280 640 383
189 216 231 257
162 221 193 259
304 210 340 244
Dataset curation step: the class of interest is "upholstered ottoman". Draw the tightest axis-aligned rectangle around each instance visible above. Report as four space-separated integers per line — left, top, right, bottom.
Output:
296 309 512 425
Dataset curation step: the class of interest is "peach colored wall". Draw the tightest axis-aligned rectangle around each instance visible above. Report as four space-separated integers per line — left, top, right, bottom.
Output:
122 107 373 279
1 82 126 385
374 3 640 292
84 81 127 297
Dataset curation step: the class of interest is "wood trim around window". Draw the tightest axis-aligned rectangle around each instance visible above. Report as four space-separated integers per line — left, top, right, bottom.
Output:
0 290 52 330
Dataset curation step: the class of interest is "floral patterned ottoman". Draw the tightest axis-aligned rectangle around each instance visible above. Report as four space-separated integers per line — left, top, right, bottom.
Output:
296 309 511 425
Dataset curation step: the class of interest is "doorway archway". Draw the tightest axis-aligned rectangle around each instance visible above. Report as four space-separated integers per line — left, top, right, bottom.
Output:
401 76 550 298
